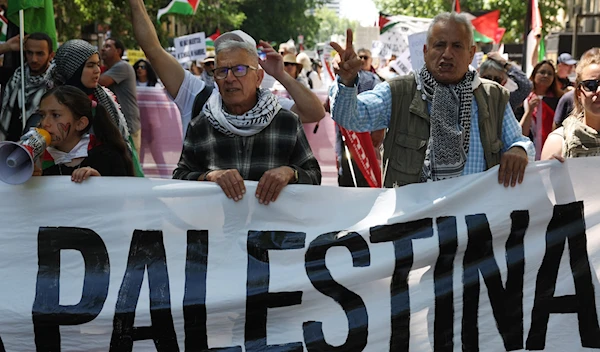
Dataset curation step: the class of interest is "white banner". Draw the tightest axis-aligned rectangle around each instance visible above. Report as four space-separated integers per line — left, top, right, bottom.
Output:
2 158 600 351
174 32 207 64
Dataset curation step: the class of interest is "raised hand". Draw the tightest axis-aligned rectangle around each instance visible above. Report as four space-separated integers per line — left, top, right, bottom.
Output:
329 29 363 86
258 40 284 80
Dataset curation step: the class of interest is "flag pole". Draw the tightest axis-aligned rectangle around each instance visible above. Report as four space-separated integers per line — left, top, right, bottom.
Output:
19 9 25 133
522 0 532 74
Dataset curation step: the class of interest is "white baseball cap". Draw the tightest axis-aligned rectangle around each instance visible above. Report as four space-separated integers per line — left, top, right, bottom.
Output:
214 30 257 50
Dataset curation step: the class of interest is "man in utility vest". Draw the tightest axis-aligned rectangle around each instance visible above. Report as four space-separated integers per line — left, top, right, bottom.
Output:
329 12 534 188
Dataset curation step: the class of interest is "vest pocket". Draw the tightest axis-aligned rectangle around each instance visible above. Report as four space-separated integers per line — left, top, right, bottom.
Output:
389 133 428 175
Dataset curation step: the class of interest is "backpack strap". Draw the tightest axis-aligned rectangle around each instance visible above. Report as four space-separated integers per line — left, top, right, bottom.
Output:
191 84 214 118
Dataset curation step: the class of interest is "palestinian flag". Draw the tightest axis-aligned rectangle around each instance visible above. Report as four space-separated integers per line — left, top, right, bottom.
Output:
205 29 219 49
0 14 7 43
157 0 199 22
379 13 399 34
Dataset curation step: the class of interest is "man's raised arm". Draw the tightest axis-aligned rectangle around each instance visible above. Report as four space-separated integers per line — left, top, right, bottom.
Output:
258 40 325 123
128 0 185 99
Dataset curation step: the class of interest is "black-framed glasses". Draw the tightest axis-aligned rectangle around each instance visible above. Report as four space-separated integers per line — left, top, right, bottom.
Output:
482 75 503 84
359 55 370 60
213 64 257 80
579 79 600 93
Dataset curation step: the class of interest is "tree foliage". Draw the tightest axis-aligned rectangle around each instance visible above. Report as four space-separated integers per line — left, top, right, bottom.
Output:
314 6 358 44
239 0 322 49
52 0 247 48
373 0 565 43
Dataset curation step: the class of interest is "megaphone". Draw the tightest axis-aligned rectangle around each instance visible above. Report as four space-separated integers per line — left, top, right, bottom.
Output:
0 128 51 185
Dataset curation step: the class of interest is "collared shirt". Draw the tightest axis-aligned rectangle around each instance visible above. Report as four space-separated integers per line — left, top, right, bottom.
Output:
173 109 321 185
330 77 535 176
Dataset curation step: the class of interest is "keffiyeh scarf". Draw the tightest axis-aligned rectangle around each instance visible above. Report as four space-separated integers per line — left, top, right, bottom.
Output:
0 65 51 138
204 88 281 137
417 66 475 181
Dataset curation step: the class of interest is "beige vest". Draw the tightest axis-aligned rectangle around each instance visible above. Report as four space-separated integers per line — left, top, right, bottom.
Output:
382 74 510 187
562 116 600 158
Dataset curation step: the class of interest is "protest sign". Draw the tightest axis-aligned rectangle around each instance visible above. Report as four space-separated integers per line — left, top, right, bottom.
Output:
1 158 600 350
174 32 207 63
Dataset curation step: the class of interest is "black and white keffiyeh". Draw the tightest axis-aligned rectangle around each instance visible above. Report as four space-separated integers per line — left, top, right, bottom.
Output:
204 88 281 137
417 66 475 181
0 65 52 139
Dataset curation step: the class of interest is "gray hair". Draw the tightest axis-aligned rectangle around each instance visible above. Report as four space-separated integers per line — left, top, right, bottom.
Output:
427 12 475 46
479 59 504 76
215 40 258 67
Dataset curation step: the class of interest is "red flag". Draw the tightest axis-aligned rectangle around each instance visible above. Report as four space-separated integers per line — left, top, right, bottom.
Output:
495 27 506 43
338 126 382 188
208 29 220 41
378 14 391 32
471 10 500 43
453 0 461 13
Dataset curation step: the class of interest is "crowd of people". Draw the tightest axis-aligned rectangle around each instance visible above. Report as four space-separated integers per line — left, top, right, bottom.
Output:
0 8 599 201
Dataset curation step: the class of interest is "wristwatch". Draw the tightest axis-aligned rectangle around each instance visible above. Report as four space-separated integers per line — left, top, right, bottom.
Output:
291 167 299 183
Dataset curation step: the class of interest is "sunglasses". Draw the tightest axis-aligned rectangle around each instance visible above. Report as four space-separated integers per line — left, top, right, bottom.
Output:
579 79 600 93
482 75 503 84
137 65 147 69
213 64 257 80
359 55 370 60
284 62 298 67
204 61 214 66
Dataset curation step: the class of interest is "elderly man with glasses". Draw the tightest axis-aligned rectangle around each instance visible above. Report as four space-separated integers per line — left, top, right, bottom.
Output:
172 31 321 204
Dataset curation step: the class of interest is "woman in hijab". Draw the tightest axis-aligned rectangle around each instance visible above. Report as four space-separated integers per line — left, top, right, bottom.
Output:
49 39 144 176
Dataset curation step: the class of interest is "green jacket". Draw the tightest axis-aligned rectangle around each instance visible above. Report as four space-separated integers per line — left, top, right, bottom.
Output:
382 74 510 187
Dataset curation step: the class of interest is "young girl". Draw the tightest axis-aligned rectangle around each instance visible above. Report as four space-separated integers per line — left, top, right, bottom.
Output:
39 86 134 182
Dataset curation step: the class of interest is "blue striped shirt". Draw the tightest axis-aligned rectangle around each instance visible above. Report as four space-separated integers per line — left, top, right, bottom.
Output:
330 78 535 176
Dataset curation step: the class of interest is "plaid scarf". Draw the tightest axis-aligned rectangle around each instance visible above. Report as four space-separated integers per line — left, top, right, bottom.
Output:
204 88 281 137
417 66 475 181
0 65 51 139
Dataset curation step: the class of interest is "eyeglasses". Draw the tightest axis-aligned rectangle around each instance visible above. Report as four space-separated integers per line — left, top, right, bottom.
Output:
359 55 370 60
213 64 257 80
204 62 214 66
137 65 147 69
284 62 297 67
579 79 600 93
482 75 503 84
536 70 554 76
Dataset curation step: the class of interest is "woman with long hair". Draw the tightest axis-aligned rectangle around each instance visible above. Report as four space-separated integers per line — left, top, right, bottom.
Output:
133 59 160 87
520 60 564 159
542 48 600 160
39 86 134 181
